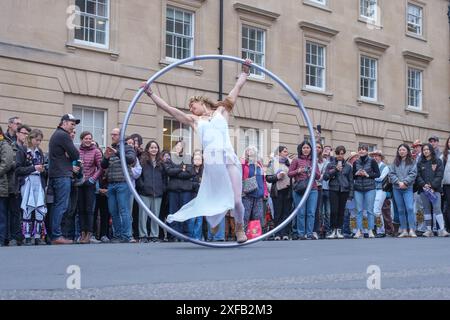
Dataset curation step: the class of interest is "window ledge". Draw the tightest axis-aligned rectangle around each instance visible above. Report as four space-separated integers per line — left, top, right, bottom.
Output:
302 0 332 13
301 87 333 100
236 74 273 89
357 17 383 30
357 98 384 109
159 59 203 76
406 33 427 42
66 42 119 61
405 107 429 117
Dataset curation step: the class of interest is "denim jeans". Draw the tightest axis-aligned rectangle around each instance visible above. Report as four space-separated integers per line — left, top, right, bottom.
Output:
108 182 132 241
191 216 203 240
293 189 318 237
393 187 415 231
321 189 331 232
50 177 72 240
0 197 8 244
354 190 376 231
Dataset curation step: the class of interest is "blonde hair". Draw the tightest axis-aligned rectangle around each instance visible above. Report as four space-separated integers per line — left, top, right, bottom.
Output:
27 129 44 148
188 96 234 112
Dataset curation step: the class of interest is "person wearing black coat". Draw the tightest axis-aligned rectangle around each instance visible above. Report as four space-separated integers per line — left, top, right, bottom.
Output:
163 141 194 240
417 143 449 237
323 146 354 239
136 141 166 243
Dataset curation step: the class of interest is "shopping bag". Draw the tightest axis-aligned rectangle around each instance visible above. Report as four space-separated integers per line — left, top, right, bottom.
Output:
246 220 262 239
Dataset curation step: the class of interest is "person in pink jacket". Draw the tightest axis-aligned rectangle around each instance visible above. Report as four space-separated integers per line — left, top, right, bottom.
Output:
288 141 321 240
78 131 103 244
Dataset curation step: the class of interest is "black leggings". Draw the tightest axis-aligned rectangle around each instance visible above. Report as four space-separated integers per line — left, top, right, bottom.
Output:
443 185 450 231
329 191 349 229
78 184 96 233
272 188 292 237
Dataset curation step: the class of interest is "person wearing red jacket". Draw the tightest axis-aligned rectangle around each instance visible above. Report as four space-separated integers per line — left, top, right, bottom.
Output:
78 131 103 244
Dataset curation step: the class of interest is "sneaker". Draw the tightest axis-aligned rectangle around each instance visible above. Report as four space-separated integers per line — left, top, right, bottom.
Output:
100 236 111 243
274 236 281 241
312 232 319 240
409 230 417 238
336 229 344 239
291 234 299 241
306 234 315 240
368 230 375 238
34 238 46 245
90 236 102 244
353 230 363 239
139 237 149 243
23 238 34 246
423 230 434 237
438 229 450 237
375 233 386 238
282 236 290 241
398 230 409 238
8 239 19 246
150 237 160 243
326 229 336 239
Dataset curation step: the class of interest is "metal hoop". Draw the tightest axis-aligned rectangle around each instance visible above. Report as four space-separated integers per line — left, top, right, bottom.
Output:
120 55 317 248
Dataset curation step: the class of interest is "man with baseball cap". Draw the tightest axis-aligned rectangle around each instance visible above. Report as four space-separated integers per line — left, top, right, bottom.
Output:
47 114 80 244
428 135 441 159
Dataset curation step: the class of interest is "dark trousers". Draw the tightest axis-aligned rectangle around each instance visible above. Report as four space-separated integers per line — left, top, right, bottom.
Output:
0 197 8 244
7 194 22 242
132 199 139 239
329 191 349 229
159 192 169 240
168 191 193 238
443 185 450 232
272 188 292 237
78 183 96 233
94 194 110 238
381 198 394 235
314 188 323 234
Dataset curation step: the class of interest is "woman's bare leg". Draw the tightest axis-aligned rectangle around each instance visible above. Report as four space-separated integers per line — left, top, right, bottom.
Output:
226 164 245 225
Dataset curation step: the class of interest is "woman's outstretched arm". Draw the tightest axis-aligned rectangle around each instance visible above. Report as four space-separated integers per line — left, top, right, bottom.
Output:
141 83 195 127
226 59 252 107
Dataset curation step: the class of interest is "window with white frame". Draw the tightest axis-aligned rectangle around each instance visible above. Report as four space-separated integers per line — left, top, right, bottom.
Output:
73 106 106 148
407 3 423 35
408 68 422 109
241 25 265 78
163 118 193 155
360 56 377 100
360 0 377 20
166 6 194 61
74 0 109 48
306 42 326 90
238 127 263 158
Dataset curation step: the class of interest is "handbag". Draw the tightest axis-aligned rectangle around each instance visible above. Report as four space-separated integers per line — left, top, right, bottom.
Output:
246 220 262 240
381 175 392 193
293 179 308 194
243 176 258 193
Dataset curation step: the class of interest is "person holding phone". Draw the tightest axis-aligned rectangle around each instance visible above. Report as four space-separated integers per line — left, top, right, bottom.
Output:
323 146 353 239
352 145 380 239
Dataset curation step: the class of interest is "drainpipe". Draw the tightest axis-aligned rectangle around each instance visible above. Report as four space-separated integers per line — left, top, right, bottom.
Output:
218 0 224 101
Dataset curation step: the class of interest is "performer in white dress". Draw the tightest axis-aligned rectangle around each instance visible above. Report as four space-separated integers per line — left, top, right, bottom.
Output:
142 59 252 243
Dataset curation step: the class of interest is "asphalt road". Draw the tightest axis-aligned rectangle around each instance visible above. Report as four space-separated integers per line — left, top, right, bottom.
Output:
1 237 450 300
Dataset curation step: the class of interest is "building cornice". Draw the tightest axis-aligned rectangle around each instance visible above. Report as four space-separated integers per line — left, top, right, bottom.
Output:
233 3 280 21
299 21 339 37
402 50 434 64
354 37 389 52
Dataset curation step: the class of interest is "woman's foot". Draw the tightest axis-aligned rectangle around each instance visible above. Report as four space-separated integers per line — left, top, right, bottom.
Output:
398 230 409 238
409 230 417 238
235 223 247 243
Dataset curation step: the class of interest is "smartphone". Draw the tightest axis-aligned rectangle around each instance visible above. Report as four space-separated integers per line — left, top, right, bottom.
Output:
337 160 342 167
317 125 322 134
